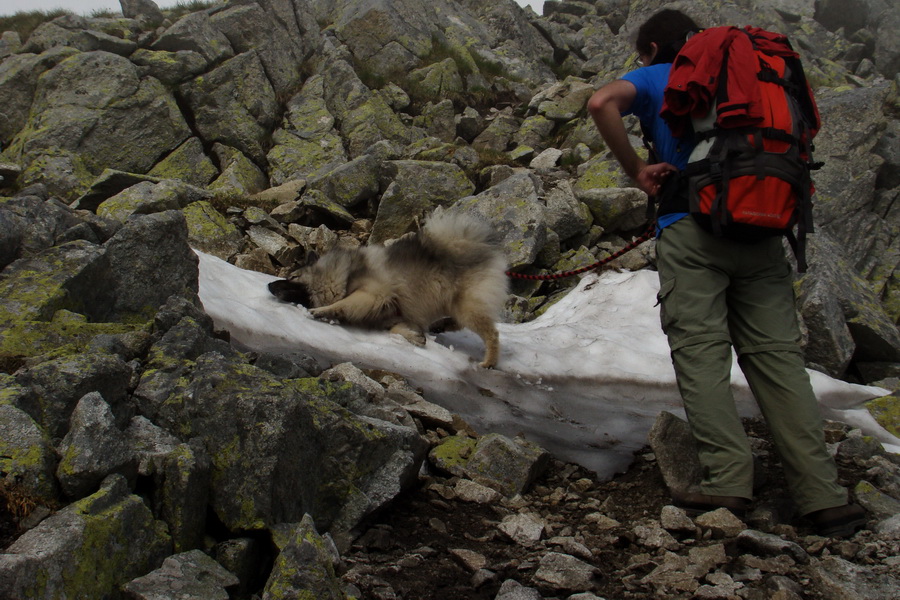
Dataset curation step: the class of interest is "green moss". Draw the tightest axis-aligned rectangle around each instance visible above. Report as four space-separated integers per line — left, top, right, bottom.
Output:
805 58 853 89
0 438 45 472
573 159 620 193
287 377 349 396
18 483 170 599
517 114 555 141
865 395 900 437
880 281 900 323
148 139 217 186
407 58 465 104
56 442 81 477
854 480 878 495
182 200 240 240
0 245 104 324
209 150 268 196
508 145 534 163
0 378 20 405
96 189 153 222
430 435 477 469
160 444 202 552
205 432 267 530
0 320 137 365
70 496 169 597
342 94 411 153
18 148 96 201
132 48 183 68
428 33 480 78
552 247 596 272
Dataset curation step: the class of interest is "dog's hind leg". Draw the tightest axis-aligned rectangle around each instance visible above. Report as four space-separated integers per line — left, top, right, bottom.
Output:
457 311 500 368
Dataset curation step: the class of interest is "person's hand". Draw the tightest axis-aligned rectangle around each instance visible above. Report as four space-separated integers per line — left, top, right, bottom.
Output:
636 162 677 197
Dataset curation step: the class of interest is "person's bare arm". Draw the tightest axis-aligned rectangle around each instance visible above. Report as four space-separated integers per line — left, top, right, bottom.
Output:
587 80 676 197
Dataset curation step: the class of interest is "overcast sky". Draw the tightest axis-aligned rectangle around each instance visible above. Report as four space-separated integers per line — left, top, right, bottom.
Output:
0 0 544 18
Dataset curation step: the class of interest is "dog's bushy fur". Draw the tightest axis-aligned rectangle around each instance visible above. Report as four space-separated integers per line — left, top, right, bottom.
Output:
268 210 509 367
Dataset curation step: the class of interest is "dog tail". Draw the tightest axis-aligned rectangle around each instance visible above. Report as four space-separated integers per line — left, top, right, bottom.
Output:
421 208 498 259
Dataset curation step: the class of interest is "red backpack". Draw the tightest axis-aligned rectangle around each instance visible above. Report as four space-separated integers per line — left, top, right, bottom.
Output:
660 26 821 271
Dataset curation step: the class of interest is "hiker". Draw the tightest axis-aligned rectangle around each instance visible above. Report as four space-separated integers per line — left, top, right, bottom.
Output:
586 8 866 537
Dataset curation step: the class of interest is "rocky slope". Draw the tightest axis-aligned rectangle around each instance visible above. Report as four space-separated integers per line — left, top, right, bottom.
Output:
0 0 899 598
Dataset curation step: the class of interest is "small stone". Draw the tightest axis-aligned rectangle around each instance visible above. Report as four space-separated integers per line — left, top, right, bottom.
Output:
584 512 621 530
455 479 502 504
737 530 810 564
695 508 746 538
428 518 448 534
533 552 597 591
633 522 680 550
661 505 697 533
498 513 545 546
449 548 487 571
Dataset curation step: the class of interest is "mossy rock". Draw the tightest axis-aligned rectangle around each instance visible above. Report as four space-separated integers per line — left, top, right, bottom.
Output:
573 158 625 196
428 434 478 476
0 319 137 370
865 394 900 438
148 137 218 187
182 200 243 261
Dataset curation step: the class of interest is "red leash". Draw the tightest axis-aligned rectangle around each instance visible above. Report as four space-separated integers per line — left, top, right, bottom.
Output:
506 224 655 281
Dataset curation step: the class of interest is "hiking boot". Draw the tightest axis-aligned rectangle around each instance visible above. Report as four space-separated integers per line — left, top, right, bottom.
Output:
806 503 867 538
671 491 750 519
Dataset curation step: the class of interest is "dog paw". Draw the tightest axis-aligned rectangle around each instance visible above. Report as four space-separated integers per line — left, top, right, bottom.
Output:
309 307 338 322
401 331 426 346
390 323 426 346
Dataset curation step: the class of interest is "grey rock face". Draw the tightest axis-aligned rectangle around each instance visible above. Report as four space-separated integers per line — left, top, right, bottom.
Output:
124 549 238 600
429 432 551 497
13 351 132 439
20 51 190 180
55 391 136 499
371 159 476 242
151 11 234 65
178 51 279 165
103 210 199 320
210 2 308 97
267 74 348 185
648 411 702 495
0 475 171 600
0 49 76 145
453 171 548 268
261 515 345 600
146 351 427 533
0 205 24 269
0 404 59 501
119 0 166 27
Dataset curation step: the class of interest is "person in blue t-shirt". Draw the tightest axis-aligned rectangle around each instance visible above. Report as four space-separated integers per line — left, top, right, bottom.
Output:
586 10 696 202
585 9 866 538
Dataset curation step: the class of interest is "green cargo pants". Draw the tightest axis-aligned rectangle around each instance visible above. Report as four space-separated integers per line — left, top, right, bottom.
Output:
655 216 847 516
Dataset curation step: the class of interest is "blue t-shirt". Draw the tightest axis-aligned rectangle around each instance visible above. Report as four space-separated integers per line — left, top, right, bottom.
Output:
621 63 693 169
621 64 692 230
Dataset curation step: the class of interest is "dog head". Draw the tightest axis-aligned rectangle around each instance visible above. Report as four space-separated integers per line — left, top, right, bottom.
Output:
268 250 354 308
267 279 312 307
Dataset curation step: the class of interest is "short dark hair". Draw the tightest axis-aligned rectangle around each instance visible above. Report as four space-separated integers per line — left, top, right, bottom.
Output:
636 9 702 65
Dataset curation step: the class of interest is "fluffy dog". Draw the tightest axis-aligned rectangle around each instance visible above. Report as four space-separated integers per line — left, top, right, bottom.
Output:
268 209 509 368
